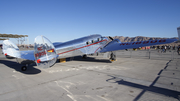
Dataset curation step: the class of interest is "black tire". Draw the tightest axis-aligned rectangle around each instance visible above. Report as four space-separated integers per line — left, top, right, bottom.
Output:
110 53 116 60
21 66 27 71
82 55 87 59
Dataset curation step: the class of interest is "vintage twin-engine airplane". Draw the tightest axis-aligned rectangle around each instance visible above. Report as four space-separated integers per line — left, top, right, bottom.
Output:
2 34 179 71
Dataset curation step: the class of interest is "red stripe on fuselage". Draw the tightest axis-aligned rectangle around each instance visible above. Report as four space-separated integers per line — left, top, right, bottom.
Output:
94 41 107 53
57 39 107 55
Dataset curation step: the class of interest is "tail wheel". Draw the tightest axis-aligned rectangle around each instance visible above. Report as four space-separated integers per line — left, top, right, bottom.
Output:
21 66 27 71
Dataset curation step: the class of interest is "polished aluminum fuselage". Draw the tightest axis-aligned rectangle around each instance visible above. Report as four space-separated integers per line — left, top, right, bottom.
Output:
54 34 108 59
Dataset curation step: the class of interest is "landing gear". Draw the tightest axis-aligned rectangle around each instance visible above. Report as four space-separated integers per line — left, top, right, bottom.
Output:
82 55 87 59
21 66 27 71
110 52 116 62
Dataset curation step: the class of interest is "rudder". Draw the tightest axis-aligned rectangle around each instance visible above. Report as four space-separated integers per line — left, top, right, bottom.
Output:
34 36 58 69
2 40 20 58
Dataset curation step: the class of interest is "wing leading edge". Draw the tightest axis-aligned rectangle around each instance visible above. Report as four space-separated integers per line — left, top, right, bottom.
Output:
100 38 178 53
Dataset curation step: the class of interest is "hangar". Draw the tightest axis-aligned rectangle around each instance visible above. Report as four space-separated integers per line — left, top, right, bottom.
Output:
0 33 28 46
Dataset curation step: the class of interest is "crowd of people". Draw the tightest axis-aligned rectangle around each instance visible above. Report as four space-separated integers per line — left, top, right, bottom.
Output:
154 45 180 54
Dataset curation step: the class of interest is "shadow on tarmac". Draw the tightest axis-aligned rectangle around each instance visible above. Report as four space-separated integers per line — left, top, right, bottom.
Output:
106 60 180 101
0 60 41 74
65 56 112 63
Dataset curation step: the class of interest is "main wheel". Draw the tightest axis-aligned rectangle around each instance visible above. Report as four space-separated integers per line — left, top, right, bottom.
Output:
82 55 87 59
110 52 116 61
21 66 27 71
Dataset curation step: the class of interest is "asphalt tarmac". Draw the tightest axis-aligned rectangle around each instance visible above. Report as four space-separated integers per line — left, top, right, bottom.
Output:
0 49 180 101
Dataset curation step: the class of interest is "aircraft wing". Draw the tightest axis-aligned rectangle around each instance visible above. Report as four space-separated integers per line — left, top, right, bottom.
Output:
100 38 178 53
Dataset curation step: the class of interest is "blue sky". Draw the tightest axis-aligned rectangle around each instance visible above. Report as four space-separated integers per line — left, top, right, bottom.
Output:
0 0 180 44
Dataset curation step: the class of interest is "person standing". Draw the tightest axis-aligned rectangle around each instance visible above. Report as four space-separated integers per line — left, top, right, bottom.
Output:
164 46 167 53
177 45 180 55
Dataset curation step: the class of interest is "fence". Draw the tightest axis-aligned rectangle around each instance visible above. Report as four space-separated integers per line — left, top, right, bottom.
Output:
115 49 180 60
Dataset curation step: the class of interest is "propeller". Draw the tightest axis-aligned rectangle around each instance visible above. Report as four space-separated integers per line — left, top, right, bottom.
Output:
109 36 114 41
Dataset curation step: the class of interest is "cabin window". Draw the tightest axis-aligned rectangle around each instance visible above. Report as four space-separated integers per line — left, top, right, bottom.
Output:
97 38 100 41
97 38 99 41
92 40 94 43
86 41 89 45
101 37 103 41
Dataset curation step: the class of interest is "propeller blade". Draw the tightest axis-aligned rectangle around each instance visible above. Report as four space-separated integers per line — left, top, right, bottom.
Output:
109 36 114 41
